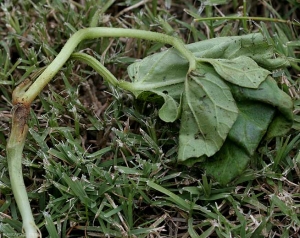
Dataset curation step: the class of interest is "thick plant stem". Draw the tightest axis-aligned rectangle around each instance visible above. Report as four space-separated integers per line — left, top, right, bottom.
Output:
6 106 40 238
6 28 196 238
6 80 40 238
21 27 196 104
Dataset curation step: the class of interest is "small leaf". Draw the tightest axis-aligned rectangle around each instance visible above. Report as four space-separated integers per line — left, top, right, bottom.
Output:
229 76 293 118
202 56 270 88
178 64 238 162
127 48 187 99
126 34 293 184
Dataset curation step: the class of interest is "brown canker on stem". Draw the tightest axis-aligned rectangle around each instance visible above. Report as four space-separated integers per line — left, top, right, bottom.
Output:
13 104 30 131
9 103 30 144
10 79 32 141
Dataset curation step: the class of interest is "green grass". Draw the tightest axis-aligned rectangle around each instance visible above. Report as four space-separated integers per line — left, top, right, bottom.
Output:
1 0 300 237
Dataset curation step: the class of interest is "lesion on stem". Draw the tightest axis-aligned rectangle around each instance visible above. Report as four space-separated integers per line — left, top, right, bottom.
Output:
10 79 32 142
11 104 30 138
6 27 197 238
7 78 40 237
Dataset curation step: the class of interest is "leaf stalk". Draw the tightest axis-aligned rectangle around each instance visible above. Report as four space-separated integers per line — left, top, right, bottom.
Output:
21 27 196 104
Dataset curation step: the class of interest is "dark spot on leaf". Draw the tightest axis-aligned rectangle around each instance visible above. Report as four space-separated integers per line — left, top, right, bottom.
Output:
194 132 201 139
163 90 168 95
163 76 166 81
199 95 206 101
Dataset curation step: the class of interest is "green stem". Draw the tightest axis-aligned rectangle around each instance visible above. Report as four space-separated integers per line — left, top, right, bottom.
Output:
242 0 248 32
70 52 136 93
195 16 300 27
21 27 196 104
71 53 119 87
7 80 40 237
71 52 186 94
7 108 40 238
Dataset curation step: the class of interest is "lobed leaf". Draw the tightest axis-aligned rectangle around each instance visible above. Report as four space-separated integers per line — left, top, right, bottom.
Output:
127 33 293 184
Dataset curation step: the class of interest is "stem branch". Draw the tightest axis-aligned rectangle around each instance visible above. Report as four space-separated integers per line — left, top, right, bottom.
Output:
22 27 196 104
70 53 119 87
70 52 135 92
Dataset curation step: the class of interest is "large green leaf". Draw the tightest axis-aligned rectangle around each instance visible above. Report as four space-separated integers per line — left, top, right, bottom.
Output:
129 59 239 161
126 33 293 184
178 64 238 161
